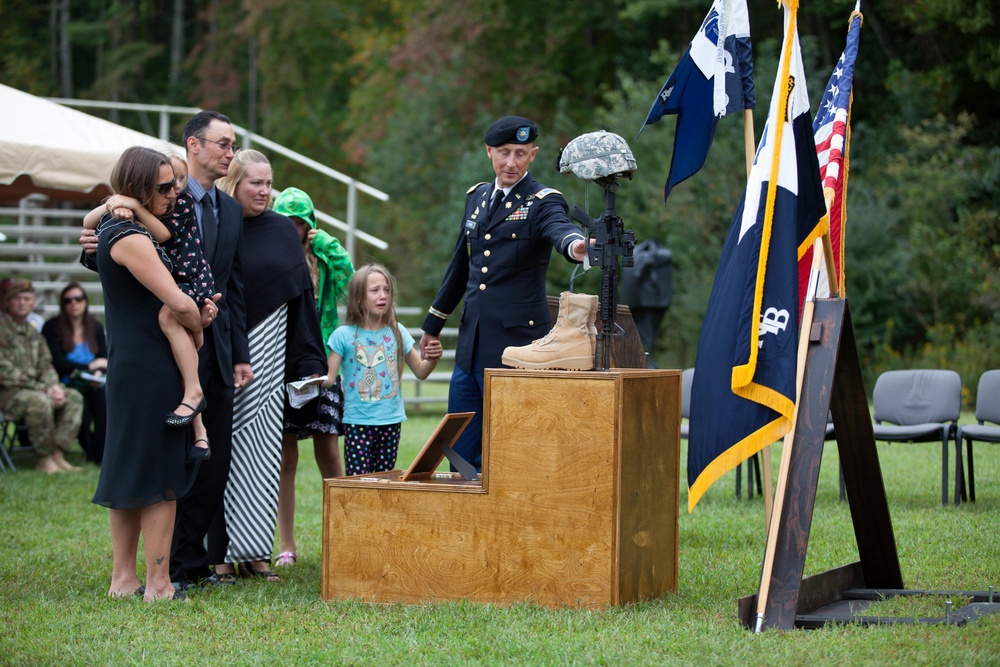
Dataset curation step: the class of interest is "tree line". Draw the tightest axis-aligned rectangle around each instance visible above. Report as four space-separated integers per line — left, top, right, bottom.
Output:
3 0 998 394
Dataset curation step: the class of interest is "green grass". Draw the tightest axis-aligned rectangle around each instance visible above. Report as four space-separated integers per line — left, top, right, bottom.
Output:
2 414 999 666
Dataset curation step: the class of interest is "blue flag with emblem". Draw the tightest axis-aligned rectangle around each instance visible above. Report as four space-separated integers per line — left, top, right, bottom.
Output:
687 1 825 511
637 0 755 202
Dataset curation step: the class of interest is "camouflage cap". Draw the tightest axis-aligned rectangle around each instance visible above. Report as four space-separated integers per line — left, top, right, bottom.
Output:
4 278 34 302
273 187 317 229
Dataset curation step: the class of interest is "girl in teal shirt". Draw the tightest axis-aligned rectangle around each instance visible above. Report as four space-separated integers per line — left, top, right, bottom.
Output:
322 264 442 475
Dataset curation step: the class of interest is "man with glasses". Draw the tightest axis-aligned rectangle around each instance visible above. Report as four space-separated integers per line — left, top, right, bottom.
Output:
168 110 252 590
79 110 251 590
0 279 84 473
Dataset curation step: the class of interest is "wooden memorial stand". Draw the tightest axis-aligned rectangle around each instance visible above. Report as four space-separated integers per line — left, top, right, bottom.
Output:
738 299 1000 629
322 368 680 609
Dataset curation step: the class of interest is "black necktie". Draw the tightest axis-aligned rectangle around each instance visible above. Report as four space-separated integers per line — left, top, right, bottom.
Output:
488 189 504 219
201 192 218 257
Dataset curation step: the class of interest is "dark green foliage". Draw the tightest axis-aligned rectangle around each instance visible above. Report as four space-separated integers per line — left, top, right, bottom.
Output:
0 0 55 94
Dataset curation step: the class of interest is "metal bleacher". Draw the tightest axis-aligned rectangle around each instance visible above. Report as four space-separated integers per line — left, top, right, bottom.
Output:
0 200 102 319
396 307 456 411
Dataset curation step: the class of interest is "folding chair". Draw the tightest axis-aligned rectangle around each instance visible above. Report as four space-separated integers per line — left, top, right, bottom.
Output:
870 369 962 505
957 370 1000 502
0 414 14 471
681 367 762 499
1 411 34 472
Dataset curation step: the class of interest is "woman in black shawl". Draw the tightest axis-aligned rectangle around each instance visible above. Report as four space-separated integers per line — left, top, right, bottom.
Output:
210 149 327 582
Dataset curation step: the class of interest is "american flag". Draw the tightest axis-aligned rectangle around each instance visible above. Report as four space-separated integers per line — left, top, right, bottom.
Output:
797 5 863 308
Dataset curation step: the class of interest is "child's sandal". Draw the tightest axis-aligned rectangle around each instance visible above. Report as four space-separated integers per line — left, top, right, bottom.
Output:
274 551 297 567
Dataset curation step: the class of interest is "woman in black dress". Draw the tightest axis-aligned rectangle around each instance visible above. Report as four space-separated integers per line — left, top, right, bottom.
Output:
211 149 327 582
42 282 108 464
91 146 211 601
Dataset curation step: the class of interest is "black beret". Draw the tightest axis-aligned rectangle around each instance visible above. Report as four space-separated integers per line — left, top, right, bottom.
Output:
484 116 538 147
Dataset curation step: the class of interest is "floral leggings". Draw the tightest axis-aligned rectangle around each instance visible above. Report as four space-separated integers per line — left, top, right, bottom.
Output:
343 422 401 475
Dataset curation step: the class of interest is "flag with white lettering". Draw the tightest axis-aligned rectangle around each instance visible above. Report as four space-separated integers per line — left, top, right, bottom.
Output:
637 0 755 202
797 5 863 309
687 0 825 511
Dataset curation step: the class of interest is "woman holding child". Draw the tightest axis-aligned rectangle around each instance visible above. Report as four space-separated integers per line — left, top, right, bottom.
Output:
91 146 215 601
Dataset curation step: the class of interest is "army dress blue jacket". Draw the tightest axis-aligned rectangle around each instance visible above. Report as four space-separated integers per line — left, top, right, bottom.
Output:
422 173 585 374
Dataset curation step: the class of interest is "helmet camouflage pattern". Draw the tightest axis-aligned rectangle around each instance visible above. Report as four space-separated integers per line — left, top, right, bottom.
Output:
558 130 637 192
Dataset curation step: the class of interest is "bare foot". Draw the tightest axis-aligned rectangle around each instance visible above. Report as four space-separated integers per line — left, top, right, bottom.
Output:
36 455 63 474
145 584 184 602
108 585 143 599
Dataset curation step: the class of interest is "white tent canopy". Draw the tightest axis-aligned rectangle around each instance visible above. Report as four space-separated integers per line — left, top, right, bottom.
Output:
0 83 182 203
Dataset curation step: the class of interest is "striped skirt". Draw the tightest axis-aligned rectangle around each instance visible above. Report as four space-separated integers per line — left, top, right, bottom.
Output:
225 304 287 563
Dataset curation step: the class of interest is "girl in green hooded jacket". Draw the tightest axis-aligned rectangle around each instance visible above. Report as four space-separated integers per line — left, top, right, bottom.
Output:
273 187 354 567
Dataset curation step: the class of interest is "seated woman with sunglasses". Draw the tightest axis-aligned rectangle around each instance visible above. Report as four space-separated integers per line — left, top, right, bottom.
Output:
41 282 109 465
83 159 219 462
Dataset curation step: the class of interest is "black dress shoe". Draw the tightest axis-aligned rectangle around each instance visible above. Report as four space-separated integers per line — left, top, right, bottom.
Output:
166 396 207 428
188 438 212 464
203 573 237 586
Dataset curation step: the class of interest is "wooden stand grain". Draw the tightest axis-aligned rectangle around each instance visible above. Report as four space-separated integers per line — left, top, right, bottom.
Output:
322 368 680 608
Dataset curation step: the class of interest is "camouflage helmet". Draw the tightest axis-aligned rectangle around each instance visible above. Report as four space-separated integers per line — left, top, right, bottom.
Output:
558 130 637 192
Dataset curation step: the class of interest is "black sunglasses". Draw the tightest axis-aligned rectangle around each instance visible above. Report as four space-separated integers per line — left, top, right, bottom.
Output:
63 295 86 304
156 180 176 195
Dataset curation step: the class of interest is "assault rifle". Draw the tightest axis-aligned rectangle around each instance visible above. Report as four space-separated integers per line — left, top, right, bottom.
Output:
571 187 635 371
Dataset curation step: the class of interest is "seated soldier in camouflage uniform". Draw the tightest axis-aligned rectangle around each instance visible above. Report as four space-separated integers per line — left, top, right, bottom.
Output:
0 279 84 473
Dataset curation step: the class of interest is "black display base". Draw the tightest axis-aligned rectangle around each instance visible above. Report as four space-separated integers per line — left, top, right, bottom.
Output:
796 588 1000 628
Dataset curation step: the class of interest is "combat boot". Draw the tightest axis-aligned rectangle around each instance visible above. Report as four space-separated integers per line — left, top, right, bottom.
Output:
501 292 598 370
586 295 599 356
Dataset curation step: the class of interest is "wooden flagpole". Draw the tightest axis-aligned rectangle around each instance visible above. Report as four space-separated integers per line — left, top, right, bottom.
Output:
754 237 823 632
743 109 756 178
821 192 840 297
743 108 774 528
754 200 838 632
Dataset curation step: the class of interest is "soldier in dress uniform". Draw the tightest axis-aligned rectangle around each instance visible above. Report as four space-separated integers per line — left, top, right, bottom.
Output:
0 279 84 472
419 116 588 471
